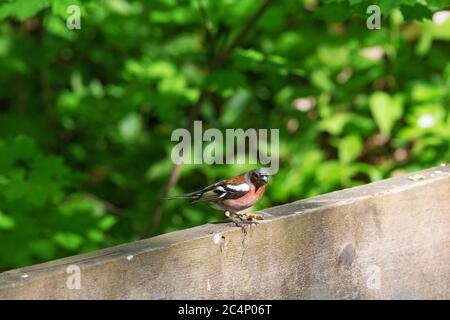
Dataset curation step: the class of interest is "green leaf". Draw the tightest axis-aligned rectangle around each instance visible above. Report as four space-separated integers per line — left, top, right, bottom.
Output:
145 158 173 181
425 0 449 8
338 135 364 164
400 3 433 21
98 215 118 230
311 69 335 92
207 69 247 93
118 113 144 142
51 0 81 18
315 3 354 23
369 92 404 136
87 229 105 242
0 210 15 230
29 240 56 260
53 232 84 250
0 0 51 21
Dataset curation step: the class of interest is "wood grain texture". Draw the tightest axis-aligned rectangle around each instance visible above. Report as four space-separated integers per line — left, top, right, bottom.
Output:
0 165 449 299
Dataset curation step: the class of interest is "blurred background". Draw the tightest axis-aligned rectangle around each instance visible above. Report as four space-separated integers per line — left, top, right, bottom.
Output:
0 0 448 272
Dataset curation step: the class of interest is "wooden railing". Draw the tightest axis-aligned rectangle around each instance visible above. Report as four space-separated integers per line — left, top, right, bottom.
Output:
0 165 449 299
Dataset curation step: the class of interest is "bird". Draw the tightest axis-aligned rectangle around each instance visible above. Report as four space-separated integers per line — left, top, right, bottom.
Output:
168 168 270 228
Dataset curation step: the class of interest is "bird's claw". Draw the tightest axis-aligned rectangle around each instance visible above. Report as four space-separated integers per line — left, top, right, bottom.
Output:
230 216 258 234
243 212 265 221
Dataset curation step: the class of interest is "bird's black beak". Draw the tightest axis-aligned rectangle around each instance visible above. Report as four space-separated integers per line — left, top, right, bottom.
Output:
261 175 269 184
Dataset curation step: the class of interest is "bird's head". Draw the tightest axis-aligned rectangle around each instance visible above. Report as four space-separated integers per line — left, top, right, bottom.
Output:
248 168 270 186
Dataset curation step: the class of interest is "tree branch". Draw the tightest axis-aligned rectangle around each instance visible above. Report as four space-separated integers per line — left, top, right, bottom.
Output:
196 0 215 59
140 162 182 238
212 0 273 67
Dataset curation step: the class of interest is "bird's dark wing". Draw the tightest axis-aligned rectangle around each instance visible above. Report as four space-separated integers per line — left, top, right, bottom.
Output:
189 180 250 203
168 179 251 203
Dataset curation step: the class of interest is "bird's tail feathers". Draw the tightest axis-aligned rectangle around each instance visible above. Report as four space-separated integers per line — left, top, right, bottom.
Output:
167 191 201 202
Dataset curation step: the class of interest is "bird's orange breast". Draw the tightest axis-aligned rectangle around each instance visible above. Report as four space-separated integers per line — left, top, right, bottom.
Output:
221 184 266 212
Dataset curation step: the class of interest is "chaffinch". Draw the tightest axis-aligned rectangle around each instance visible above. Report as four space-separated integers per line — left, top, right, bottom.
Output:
169 168 270 228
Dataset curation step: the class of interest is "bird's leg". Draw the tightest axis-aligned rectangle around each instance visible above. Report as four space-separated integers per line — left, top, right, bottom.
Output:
227 211 258 234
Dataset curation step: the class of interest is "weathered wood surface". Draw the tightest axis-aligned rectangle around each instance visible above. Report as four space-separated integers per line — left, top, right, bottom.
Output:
0 165 449 299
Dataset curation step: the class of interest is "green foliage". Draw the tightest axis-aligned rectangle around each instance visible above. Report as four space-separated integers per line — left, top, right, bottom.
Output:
0 136 119 269
0 0 449 271
369 92 404 136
